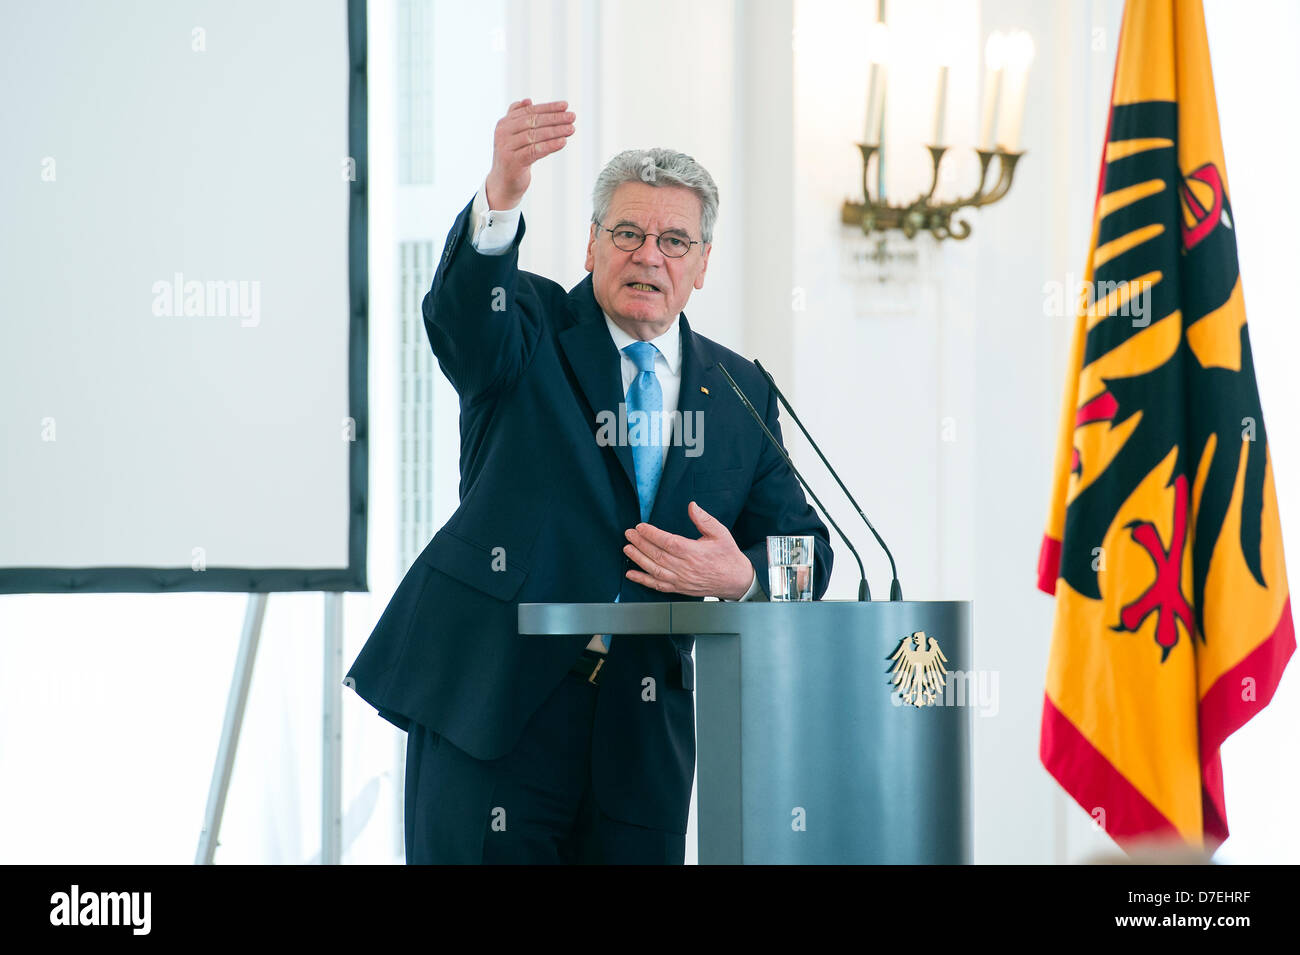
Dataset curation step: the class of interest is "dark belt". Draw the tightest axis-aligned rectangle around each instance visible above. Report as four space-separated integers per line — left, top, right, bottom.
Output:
569 647 608 686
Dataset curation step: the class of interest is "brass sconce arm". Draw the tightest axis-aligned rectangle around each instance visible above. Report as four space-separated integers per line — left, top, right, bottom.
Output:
841 144 1025 242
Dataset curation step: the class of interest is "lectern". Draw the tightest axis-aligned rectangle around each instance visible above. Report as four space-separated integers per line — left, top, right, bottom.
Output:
519 600 973 864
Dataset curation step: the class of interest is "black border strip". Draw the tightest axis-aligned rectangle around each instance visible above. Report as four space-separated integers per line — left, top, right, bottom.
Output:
0 1 368 594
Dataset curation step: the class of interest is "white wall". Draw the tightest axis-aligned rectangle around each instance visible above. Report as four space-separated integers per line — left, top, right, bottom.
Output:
1199 0 1300 866
972 0 1123 864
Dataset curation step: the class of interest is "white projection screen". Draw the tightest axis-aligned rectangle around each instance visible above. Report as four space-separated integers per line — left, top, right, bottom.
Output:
0 0 368 593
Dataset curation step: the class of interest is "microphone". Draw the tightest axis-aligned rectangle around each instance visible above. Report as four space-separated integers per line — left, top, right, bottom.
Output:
754 359 903 601
716 361 872 602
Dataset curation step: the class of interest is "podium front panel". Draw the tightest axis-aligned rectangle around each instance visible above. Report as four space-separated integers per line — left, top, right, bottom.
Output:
520 600 973 864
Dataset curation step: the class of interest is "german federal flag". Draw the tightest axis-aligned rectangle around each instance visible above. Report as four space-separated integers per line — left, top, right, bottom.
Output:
1038 0 1294 851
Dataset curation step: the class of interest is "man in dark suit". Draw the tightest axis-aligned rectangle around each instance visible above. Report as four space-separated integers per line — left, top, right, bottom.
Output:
345 97 832 864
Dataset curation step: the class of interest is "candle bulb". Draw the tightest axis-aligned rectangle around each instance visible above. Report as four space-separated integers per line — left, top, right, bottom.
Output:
997 70 1026 151
873 66 887 143
863 20 890 145
865 62 884 143
996 30 1035 151
931 64 949 145
979 31 1006 150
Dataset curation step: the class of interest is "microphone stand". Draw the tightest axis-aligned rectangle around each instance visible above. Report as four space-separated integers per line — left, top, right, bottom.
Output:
717 362 871 601
755 360 903 601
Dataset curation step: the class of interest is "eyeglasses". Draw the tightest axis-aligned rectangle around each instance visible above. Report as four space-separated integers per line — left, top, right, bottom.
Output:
595 220 701 258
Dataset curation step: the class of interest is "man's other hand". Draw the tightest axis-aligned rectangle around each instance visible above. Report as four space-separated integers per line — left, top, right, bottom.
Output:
484 98 575 210
624 501 754 600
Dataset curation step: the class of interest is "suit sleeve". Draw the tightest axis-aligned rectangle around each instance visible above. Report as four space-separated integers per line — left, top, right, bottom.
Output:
422 193 542 401
729 380 835 600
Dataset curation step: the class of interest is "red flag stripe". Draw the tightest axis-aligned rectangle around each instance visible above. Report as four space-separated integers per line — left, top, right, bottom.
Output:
1040 692 1181 846
1197 596 1296 847
1041 598 1295 852
1037 533 1061 595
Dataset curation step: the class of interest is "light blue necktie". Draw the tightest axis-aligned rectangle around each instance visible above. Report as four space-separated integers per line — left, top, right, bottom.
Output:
601 341 664 651
623 341 665 522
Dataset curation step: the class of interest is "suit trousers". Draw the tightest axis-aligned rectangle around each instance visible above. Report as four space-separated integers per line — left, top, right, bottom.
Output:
404 666 686 864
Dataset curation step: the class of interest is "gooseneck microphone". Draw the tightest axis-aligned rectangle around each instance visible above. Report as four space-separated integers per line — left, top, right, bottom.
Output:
716 362 872 602
754 359 903 601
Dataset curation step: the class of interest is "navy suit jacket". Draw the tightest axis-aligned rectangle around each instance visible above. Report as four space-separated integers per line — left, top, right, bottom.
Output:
345 194 833 833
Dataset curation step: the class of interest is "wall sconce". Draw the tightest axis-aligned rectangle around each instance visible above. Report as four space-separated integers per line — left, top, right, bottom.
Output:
841 27 1035 241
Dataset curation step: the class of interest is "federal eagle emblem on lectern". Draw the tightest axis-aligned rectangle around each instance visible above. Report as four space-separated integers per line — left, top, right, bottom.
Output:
888 631 949 707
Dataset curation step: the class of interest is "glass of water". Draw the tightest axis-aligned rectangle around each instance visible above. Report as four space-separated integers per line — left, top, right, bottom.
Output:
767 535 814 601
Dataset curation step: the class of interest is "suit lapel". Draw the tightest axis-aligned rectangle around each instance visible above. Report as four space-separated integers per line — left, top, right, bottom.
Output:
559 275 637 493
649 314 716 527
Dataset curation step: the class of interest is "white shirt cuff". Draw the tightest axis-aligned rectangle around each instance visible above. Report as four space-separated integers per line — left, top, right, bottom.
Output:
725 567 766 602
469 179 522 255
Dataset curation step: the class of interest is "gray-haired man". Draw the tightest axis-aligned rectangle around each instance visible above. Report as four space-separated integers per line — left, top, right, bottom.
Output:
345 98 833 864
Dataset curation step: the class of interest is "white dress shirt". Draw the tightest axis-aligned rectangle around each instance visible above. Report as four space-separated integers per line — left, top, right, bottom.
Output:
464 179 764 621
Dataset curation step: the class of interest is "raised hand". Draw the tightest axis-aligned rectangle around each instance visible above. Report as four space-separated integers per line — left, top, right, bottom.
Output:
484 98 575 210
